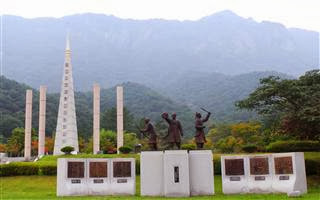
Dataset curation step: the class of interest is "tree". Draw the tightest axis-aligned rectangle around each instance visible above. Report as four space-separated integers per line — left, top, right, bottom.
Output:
236 70 320 140
101 107 135 132
6 127 25 156
45 136 54 154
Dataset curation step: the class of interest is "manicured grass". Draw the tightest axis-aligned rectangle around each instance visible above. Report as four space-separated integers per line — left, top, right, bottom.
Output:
1 175 320 199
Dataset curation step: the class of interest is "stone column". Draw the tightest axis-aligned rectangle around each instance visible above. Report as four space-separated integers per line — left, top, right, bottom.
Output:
24 90 32 160
93 84 100 154
38 86 46 156
117 86 124 154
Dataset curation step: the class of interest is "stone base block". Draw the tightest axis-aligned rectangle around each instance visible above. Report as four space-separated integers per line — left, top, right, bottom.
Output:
189 150 214 196
140 151 164 196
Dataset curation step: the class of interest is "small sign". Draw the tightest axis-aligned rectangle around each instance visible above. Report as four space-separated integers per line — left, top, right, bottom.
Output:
230 177 241 181
71 179 81 184
255 176 266 181
117 179 128 183
93 179 104 184
279 176 290 180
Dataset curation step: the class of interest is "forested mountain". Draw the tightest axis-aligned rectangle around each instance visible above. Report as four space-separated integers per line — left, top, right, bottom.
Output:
0 76 194 141
3 10 318 91
160 71 293 121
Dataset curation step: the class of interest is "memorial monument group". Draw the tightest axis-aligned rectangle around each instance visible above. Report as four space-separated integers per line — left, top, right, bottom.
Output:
21 35 308 197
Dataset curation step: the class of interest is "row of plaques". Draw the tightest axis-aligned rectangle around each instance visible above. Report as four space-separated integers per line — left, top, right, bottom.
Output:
67 161 131 179
224 156 293 177
57 158 135 196
221 152 307 194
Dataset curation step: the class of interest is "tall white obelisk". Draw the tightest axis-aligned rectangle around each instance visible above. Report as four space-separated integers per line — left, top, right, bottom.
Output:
53 35 79 155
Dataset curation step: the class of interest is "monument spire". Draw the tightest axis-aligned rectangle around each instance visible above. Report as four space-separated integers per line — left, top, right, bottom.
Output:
53 34 79 155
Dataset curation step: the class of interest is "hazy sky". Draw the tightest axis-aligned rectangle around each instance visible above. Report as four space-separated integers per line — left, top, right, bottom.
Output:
1 0 320 32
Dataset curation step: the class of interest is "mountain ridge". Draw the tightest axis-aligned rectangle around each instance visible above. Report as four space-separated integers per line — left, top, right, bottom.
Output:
2 10 318 92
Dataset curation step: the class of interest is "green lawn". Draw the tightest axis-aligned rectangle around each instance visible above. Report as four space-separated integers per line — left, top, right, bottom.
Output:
1 175 320 200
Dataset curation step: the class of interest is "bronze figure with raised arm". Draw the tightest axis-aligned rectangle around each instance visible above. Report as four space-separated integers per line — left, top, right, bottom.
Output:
161 112 183 150
194 108 211 149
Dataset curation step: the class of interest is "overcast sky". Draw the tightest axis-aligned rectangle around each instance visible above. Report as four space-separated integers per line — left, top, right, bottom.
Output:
1 0 320 32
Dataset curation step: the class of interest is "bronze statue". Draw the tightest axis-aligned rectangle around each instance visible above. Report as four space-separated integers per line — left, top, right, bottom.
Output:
162 112 183 149
194 108 211 149
139 118 158 151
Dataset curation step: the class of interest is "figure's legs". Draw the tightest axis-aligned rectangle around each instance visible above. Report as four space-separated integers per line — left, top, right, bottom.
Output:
169 143 175 150
176 142 181 150
154 143 158 151
149 143 157 151
197 143 204 149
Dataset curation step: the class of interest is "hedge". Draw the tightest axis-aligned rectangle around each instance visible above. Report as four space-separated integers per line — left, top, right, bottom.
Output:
266 140 320 152
1 153 319 176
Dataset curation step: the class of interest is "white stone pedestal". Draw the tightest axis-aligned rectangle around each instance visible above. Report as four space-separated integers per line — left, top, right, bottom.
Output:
247 154 273 193
271 152 307 194
164 150 190 197
140 151 164 196
221 155 249 194
57 158 88 196
189 150 214 196
111 158 136 195
87 158 111 195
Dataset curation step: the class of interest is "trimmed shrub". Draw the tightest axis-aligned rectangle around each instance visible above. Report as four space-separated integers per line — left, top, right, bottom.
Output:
181 144 196 151
242 144 258 153
61 146 75 154
305 159 320 175
39 164 57 175
119 146 132 154
0 162 39 176
266 140 320 152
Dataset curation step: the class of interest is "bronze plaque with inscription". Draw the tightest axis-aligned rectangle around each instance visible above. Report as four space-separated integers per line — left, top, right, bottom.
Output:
225 159 244 176
250 157 269 175
67 162 84 178
113 161 131 178
275 156 293 174
90 162 108 178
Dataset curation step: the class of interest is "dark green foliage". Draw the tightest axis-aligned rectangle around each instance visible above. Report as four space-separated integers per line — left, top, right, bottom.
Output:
236 70 320 140
119 146 132 154
242 144 258 153
60 146 74 154
181 144 196 151
0 162 39 176
266 140 320 152
305 159 320 175
38 164 57 176
0 77 195 141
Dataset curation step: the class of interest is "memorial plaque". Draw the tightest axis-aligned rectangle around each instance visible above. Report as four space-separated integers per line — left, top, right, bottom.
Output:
89 162 108 178
225 159 244 176
274 157 293 174
113 161 131 177
250 157 269 175
67 162 84 178
174 166 180 183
